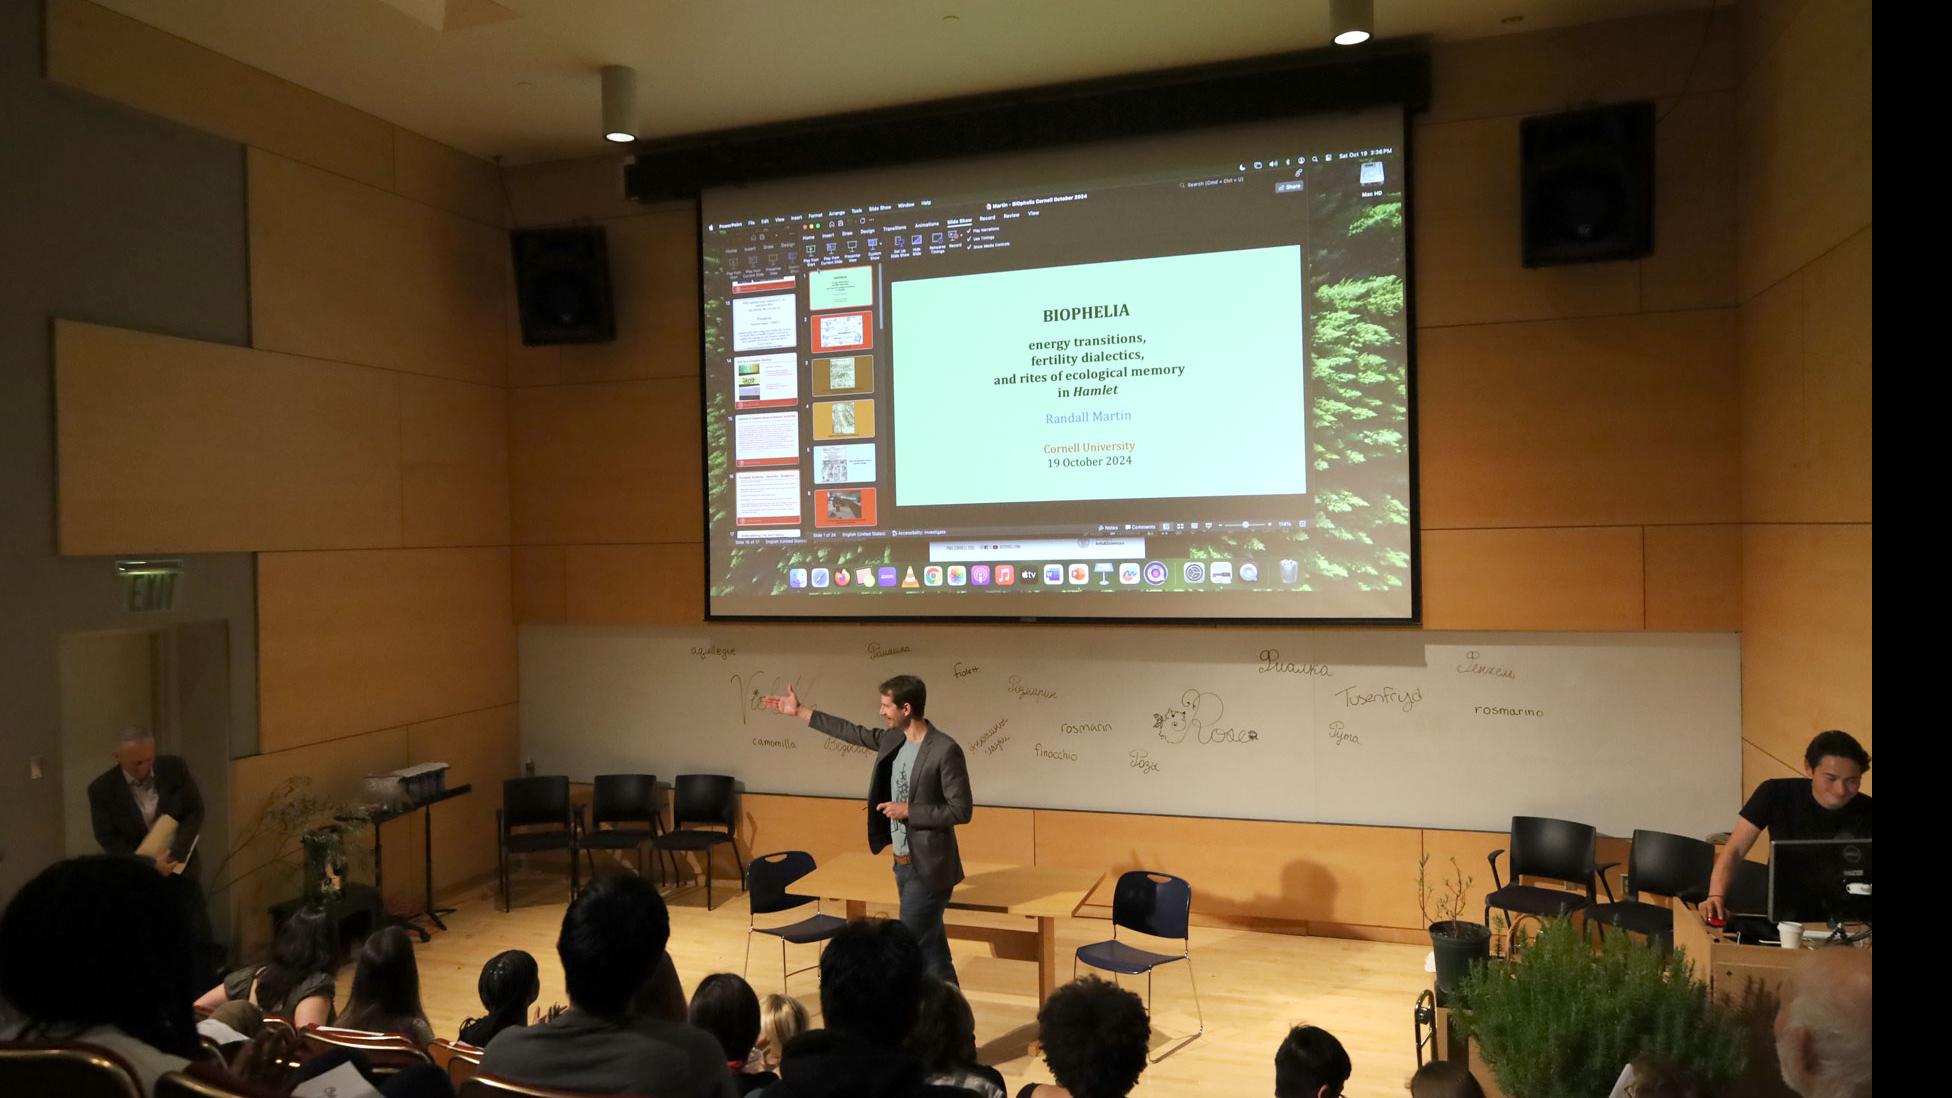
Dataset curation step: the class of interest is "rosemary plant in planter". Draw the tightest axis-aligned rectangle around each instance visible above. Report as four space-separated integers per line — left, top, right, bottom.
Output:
1453 918 1745 1098
1420 853 1491 997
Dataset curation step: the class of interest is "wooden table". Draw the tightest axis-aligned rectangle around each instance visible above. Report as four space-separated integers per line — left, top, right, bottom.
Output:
1671 901 1809 1002
792 852 1104 1002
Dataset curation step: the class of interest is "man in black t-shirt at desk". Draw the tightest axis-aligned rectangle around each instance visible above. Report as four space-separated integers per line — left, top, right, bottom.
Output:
1702 729 1872 923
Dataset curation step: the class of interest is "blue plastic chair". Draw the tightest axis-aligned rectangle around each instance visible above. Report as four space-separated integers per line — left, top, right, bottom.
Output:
744 850 846 994
1074 870 1203 1058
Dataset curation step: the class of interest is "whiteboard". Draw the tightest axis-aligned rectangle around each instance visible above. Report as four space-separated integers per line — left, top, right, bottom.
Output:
519 624 1739 837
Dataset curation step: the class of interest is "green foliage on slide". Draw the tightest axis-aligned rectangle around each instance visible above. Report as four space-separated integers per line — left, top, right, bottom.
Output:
1304 184 1411 595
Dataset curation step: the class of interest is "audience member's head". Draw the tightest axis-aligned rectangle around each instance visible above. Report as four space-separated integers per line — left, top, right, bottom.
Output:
818 918 925 1046
461 949 540 1046
256 903 338 1012
227 1021 303 1093
1275 1025 1352 1098
1035 976 1150 1098
690 973 762 1067
754 992 809 1071
1624 1057 1701 1098
557 873 671 1020
1409 1060 1485 1098
338 925 427 1034
0 855 200 1058
908 975 980 1076
1775 947 1872 1098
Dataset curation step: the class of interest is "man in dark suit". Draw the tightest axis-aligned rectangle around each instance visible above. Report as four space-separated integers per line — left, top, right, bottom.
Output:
87 726 214 980
765 674 973 984
87 726 204 869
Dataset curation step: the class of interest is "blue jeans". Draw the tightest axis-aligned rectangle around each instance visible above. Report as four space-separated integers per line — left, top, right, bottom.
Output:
894 860 958 985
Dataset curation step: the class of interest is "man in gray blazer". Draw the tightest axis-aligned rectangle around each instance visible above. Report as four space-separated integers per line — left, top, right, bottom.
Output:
765 674 972 984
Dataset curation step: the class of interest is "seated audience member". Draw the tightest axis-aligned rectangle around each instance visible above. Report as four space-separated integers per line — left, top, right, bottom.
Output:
197 903 337 1025
748 992 809 1075
690 972 776 1095
457 949 541 1048
909 976 1005 1098
226 1022 302 1094
1015 976 1150 1098
635 948 690 1023
1275 1025 1352 1098
1776 946 1872 1098
478 874 734 1098
1409 1060 1485 1098
0 856 202 1095
197 998 262 1049
335 926 436 1047
766 918 935 1098
291 1045 454 1098
1703 730 1872 923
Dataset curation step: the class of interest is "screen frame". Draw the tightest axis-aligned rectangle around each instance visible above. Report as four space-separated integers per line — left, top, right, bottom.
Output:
695 107 1423 627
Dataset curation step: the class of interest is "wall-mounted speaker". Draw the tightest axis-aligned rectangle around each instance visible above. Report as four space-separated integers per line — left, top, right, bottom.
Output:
1520 101 1654 267
511 226 616 345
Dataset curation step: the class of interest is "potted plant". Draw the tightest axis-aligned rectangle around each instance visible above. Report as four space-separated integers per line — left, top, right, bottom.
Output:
210 777 372 905
1420 853 1492 998
1454 918 1746 1098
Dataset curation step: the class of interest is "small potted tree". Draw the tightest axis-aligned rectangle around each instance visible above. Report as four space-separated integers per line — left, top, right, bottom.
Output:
1420 853 1492 998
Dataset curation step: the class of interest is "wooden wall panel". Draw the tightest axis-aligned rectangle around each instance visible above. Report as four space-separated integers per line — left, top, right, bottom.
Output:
1739 524 1873 793
1419 311 1739 529
393 129 503 227
249 150 506 385
55 320 401 554
46 0 395 190
1738 228 1873 525
1421 527 1644 630
509 378 701 545
1425 9 1734 125
1735 0 1873 297
1644 524 1741 631
564 544 705 625
512 546 569 625
502 157 649 226
398 374 510 547
1034 810 1425 929
407 705 519 893
1642 91 1738 312
258 548 516 751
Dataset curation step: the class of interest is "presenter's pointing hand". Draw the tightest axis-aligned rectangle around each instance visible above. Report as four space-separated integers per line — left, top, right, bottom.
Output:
762 685 801 717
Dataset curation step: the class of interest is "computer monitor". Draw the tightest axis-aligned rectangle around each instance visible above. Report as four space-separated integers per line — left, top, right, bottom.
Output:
1768 838 1872 925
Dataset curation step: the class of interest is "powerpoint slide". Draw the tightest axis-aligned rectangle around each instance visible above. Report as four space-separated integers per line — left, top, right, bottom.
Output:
811 398 876 441
732 294 796 352
814 487 878 527
813 442 877 484
811 309 873 352
734 469 801 525
889 246 1308 507
809 265 874 311
813 355 873 396
733 411 799 467
733 352 799 408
